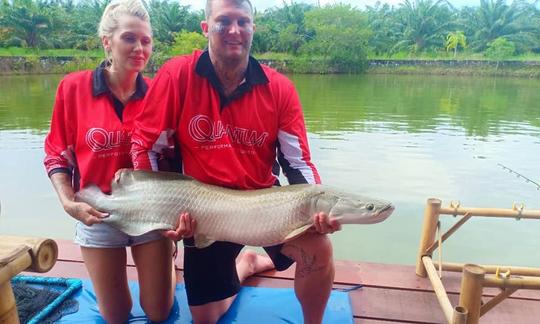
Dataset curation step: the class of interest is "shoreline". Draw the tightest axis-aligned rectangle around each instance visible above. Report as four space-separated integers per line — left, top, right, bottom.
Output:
1 56 539 78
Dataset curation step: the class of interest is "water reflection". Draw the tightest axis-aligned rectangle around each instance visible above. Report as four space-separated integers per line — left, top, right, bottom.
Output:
291 74 540 137
0 75 61 132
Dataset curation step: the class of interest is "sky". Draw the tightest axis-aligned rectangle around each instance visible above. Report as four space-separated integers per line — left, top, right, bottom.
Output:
180 0 474 11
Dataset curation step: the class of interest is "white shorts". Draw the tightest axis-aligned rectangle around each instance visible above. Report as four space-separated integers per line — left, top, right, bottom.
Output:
74 221 162 248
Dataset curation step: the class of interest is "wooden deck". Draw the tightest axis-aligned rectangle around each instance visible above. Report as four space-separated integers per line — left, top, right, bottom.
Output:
25 240 540 323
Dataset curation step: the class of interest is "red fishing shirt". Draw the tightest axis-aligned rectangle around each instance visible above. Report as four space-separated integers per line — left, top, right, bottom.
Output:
44 66 150 193
131 50 320 189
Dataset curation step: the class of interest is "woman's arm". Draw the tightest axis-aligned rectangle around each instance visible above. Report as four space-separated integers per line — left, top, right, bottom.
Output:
50 173 108 226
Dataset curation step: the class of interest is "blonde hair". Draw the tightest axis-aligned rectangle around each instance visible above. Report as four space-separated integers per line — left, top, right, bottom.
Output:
99 0 151 62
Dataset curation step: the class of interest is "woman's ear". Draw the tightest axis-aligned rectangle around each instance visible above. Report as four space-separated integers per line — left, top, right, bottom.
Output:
102 36 111 52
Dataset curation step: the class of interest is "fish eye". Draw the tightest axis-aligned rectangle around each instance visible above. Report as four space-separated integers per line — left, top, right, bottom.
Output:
366 204 374 211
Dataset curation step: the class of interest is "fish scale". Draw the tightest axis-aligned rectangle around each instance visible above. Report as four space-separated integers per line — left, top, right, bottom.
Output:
75 170 395 248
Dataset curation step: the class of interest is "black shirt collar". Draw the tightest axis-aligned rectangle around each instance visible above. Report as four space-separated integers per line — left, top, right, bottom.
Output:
92 62 148 100
195 51 269 107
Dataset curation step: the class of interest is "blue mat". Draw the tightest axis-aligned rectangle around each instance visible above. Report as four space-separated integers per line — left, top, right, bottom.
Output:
57 279 353 323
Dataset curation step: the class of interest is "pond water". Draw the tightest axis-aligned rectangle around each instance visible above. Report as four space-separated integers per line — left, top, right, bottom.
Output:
1 73 539 266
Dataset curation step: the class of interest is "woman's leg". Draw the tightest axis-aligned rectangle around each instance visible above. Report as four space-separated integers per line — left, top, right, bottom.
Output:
131 237 176 322
81 247 132 324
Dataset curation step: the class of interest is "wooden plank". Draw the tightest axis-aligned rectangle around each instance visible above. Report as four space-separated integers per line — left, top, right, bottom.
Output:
26 258 540 324
55 239 540 300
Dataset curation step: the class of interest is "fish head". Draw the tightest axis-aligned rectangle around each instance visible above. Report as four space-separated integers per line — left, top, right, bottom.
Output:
315 188 394 225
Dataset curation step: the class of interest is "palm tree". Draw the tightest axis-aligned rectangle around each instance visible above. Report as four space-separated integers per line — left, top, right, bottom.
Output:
446 31 466 57
1 0 54 48
366 2 400 55
393 0 455 53
461 0 538 52
149 0 202 45
253 1 313 54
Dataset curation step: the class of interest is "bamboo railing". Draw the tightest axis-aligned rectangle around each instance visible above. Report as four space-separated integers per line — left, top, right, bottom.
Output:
0 236 58 324
416 198 540 324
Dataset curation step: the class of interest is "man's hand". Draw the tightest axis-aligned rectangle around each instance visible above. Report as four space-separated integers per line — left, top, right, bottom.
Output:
312 212 341 234
162 212 197 241
64 201 109 226
113 168 132 183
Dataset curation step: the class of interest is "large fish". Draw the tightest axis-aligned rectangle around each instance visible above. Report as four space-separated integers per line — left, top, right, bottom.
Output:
75 170 394 248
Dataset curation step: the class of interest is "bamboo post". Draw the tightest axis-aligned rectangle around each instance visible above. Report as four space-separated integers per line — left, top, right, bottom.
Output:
452 306 468 324
438 206 540 219
422 256 453 323
483 276 540 289
480 288 517 316
0 236 58 324
416 198 441 277
0 248 33 286
437 262 540 277
0 281 19 324
0 236 57 273
459 264 485 324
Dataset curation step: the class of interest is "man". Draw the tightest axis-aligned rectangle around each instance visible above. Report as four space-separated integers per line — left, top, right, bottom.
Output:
131 1 341 323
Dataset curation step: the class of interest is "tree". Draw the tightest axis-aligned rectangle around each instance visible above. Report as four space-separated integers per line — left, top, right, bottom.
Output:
63 0 106 50
252 2 313 54
393 0 455 53
170 30 207 55
1 0 54 48
149 0 202 45
445 31 466 57
485 37 515 69
300 4 370 72
461 0 538 53
365 2 400 56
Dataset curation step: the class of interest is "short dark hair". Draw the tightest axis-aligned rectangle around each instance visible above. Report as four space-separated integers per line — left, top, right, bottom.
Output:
205 0 253 19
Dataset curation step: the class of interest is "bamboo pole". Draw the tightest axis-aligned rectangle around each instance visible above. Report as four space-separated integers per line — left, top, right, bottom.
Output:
439 206 540 219
480 288 517 316
0 236 57 273
0 252 32 286
459 264 485 324
436 261 540 277
0 281 19 324
452 306 468 324
416 198 442 277
483 275 540 289
422 256 454 323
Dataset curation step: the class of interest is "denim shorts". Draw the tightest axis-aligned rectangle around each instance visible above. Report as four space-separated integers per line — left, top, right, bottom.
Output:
74 221 163 248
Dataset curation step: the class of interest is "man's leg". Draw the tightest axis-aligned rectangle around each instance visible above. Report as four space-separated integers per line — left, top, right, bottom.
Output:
281 233 334 324
185 241 273 324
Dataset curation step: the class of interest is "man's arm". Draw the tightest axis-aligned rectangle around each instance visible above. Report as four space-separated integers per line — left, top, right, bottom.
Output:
276 79 340 234
131 68 180 171
276 80 321 185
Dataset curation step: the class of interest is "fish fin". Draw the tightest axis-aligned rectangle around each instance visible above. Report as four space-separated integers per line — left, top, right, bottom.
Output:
284 224 313 242
194 235 216 249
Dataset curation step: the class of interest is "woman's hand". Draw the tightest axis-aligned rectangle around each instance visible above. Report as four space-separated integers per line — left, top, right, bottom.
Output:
312 212 342 234
63 200 109 226
162 212 197 241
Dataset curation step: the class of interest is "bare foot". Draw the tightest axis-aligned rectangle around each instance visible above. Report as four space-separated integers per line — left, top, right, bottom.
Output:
236 250 275 282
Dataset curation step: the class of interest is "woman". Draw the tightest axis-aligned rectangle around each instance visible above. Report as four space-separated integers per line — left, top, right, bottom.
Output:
43 1 175 322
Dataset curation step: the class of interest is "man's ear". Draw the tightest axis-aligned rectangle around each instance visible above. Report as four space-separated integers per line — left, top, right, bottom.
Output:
201 21 209 38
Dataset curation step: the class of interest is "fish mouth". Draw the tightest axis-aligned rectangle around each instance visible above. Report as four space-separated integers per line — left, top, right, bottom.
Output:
375 204 394 222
